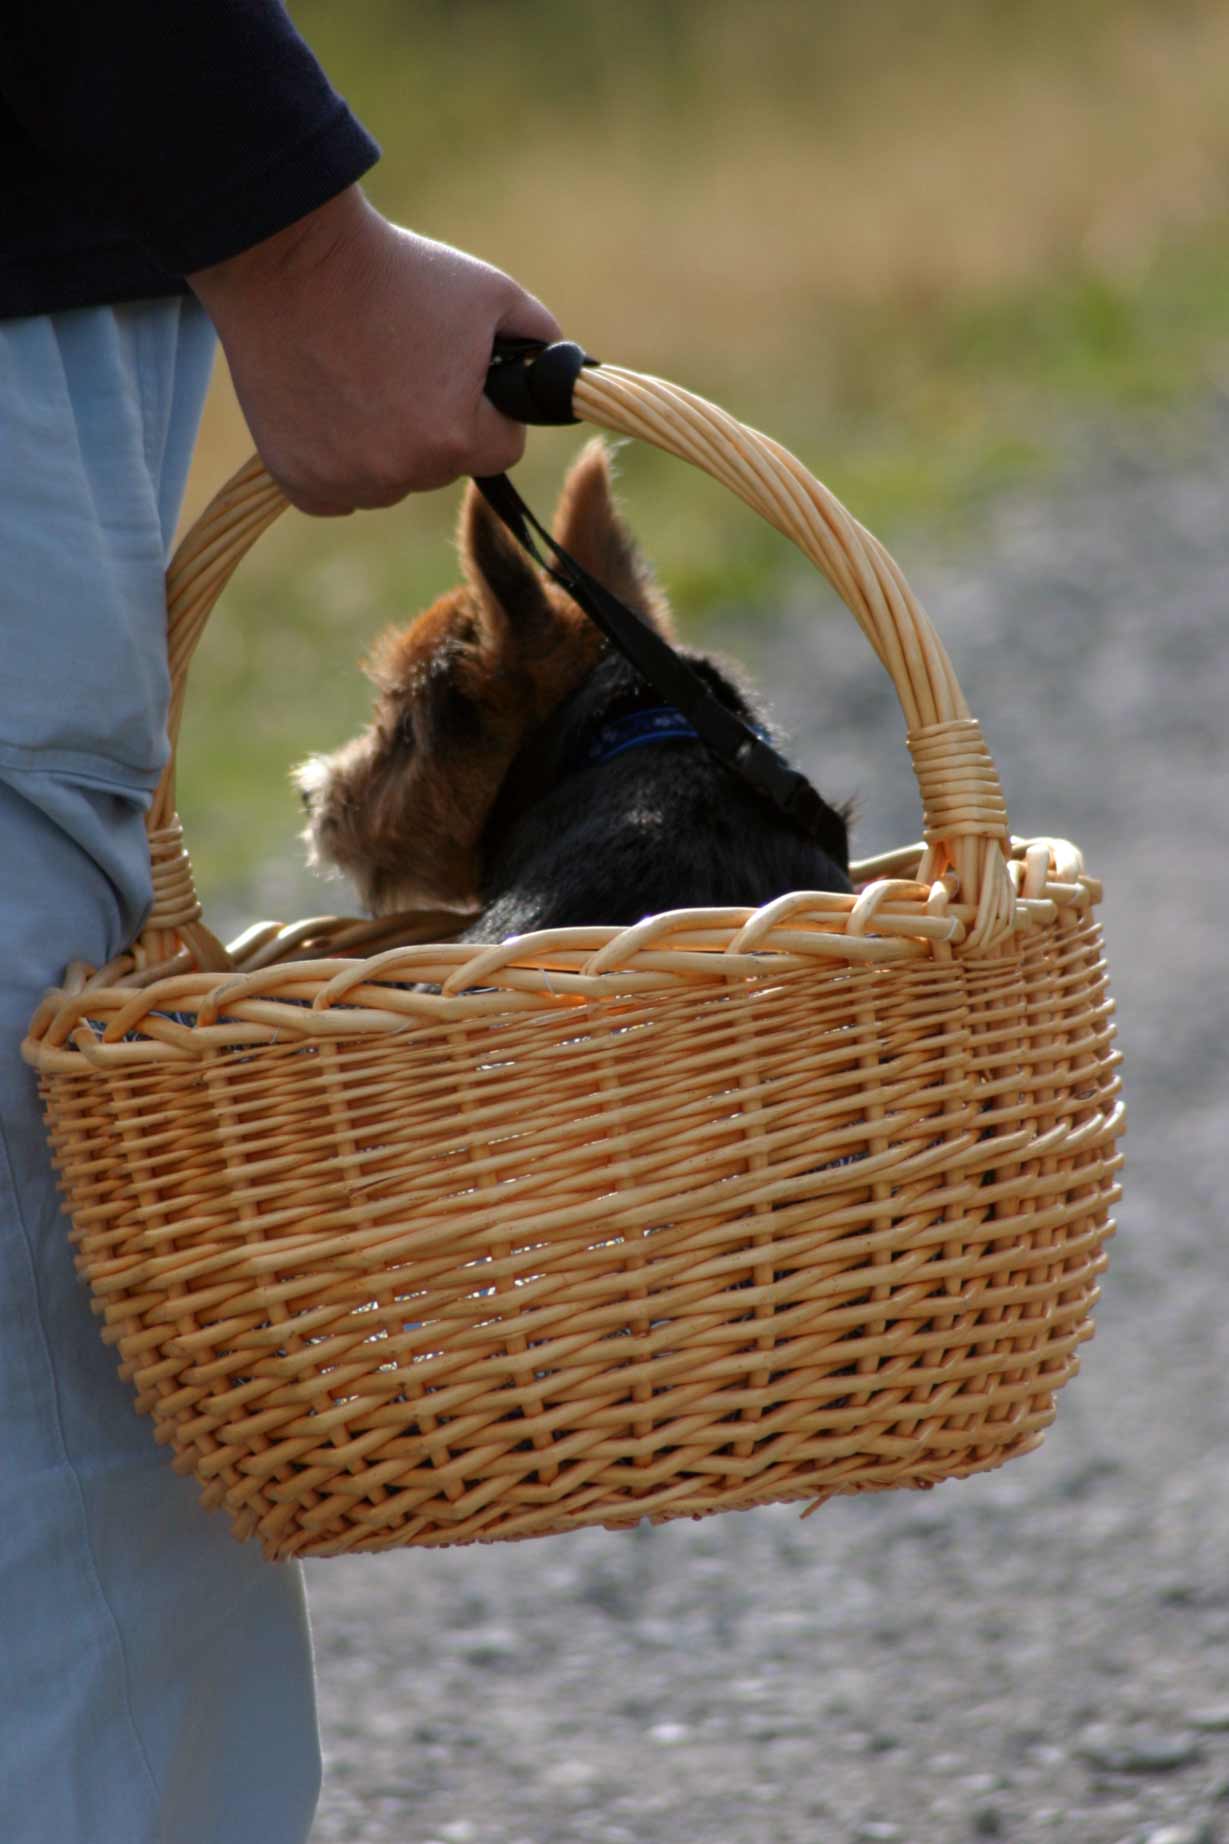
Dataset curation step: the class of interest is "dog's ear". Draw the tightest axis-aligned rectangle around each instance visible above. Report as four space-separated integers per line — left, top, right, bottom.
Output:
458 483 557 655
553 440 676 639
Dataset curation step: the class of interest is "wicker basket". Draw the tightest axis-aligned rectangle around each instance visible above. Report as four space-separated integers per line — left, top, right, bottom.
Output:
23 364 1123 1559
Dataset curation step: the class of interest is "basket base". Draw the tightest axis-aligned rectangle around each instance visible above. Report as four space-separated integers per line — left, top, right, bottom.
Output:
284 1440 1048 1561
201 1406 1058 1562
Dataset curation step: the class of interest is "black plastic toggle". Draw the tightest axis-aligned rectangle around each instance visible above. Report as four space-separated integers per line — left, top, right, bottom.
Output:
485 339 597 425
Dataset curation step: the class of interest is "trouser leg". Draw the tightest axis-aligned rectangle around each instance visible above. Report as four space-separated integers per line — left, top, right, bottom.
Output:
0 299 321 1844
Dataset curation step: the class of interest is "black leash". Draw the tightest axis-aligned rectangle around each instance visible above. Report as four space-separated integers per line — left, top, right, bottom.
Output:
478 340 835 846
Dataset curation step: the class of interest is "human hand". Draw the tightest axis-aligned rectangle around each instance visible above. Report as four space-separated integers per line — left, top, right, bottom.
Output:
187 186 561 515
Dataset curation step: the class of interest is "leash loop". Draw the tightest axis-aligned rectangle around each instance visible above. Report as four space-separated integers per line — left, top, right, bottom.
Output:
485 338 597 425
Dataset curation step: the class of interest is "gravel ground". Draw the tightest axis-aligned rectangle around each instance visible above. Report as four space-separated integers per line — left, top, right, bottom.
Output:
304 400 1229 1844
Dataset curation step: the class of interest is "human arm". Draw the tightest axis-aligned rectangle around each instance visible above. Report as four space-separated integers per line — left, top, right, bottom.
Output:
1 1 560 510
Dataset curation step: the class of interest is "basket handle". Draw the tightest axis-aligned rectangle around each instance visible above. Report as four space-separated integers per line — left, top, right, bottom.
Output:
150 362 1014 968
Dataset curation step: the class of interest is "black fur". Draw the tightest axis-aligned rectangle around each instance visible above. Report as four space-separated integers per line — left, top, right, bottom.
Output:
462 646 851 941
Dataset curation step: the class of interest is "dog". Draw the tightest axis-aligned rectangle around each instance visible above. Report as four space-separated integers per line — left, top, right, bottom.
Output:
296 441 852 938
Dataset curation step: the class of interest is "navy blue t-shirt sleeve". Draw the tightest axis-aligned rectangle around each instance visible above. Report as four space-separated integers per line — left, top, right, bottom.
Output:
0 0 381 274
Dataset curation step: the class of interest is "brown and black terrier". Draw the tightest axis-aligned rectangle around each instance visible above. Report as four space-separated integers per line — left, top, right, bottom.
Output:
296 442 851 938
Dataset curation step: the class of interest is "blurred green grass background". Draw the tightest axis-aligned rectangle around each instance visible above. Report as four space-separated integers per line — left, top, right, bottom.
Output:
178 0 1229 920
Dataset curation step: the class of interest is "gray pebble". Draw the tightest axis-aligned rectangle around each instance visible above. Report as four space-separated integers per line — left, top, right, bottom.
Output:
1191 1707 1229 1732
1136 1822 1218 1844
1078 1730 1204 1774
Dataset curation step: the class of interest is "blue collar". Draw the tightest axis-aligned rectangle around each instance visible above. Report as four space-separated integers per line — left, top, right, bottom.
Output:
562 704 773 781
577 705 703 768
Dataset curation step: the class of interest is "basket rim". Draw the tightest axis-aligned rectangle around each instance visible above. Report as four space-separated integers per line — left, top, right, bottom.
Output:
23 832 1103 1074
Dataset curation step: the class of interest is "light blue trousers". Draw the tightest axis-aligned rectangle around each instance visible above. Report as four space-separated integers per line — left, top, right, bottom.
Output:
0 303 320 1843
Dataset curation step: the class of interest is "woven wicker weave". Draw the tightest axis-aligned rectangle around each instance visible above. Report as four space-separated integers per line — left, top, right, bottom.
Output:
23 365 1123 1559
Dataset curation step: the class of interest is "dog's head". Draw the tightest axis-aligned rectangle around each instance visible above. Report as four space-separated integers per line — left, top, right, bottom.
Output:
296 441 674 915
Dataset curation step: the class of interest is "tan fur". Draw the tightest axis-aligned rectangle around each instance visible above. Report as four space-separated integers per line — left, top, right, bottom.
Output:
297 442 669 916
